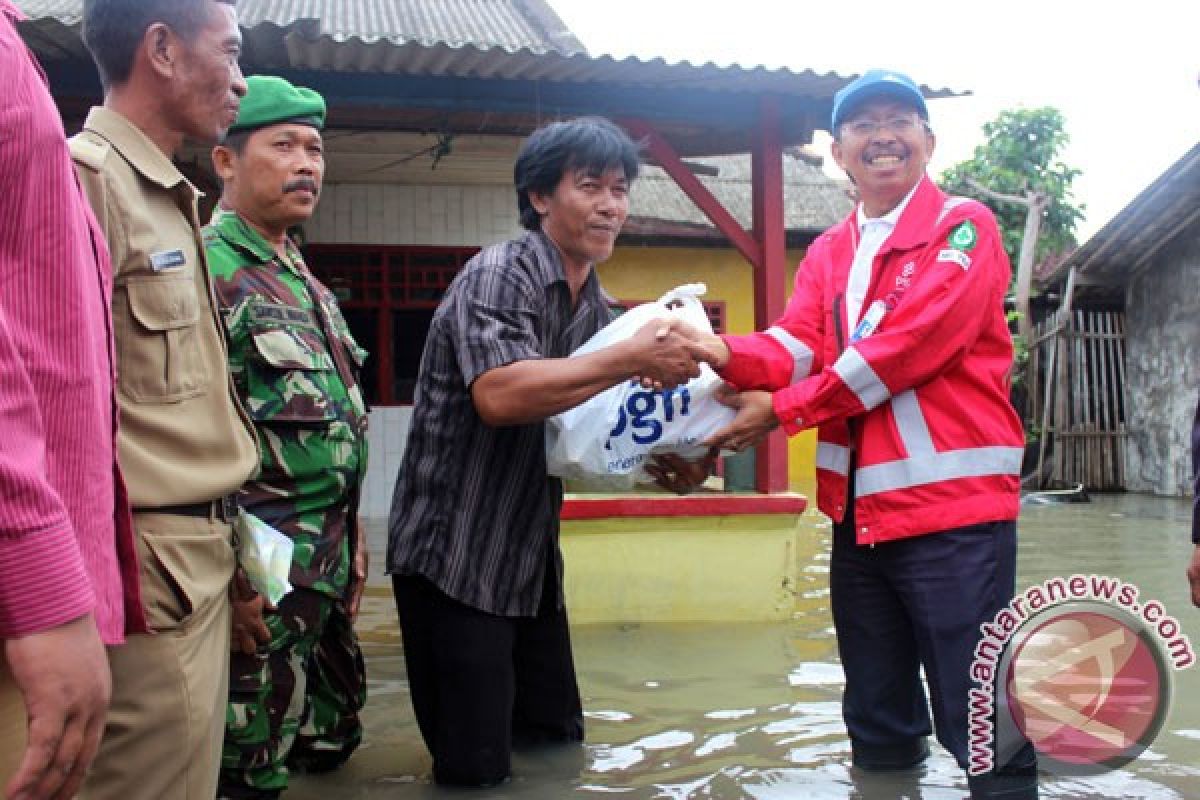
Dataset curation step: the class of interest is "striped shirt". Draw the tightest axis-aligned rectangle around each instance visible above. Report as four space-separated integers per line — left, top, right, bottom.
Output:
0 1 143 643
386 230 612 616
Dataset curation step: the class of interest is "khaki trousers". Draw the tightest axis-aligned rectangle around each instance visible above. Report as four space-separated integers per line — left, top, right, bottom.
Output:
0 656 27 788
81 512 236 800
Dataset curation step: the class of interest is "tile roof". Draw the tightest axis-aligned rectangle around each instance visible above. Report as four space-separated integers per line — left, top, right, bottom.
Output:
628 153 853 236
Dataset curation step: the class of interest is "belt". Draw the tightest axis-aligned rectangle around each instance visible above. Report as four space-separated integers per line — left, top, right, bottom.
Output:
138 494 240 523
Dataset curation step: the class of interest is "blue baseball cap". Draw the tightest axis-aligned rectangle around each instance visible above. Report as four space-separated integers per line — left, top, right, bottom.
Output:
831 69 928 132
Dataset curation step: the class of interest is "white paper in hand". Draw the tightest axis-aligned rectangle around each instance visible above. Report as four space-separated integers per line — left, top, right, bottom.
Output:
234 511 295 606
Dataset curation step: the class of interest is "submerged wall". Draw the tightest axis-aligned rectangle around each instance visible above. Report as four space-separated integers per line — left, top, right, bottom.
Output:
560 497 820 624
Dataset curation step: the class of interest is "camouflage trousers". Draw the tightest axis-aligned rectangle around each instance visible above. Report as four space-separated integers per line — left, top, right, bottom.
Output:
218 587 366 799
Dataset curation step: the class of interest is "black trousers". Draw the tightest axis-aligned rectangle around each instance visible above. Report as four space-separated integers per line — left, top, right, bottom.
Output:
831 501 1037 798
392 571 584 786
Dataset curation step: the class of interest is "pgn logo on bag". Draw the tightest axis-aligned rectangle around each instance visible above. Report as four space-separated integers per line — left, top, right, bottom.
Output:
601 383 705 474
606 384 693 449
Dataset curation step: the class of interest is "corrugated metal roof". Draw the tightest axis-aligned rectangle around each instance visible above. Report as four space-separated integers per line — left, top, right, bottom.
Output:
1043 142 1200 297
17 1 963 158
629 153 852 235
16 1 958 100
15 0 585 53
260 37 859 96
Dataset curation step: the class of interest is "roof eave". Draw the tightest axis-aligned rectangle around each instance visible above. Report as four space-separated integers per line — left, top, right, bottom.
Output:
1044 142 1200 288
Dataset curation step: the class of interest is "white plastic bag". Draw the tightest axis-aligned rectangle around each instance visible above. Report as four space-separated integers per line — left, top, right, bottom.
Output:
545 283 735 490
234 511 295 606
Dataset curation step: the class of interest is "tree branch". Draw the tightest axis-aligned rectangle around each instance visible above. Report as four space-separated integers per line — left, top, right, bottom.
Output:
966 178 1030 207
965 179 1051 212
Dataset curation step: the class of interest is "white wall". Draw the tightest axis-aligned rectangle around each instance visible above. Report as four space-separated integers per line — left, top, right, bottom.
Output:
306 183 522 248
309 182 526 517
362 406 413 520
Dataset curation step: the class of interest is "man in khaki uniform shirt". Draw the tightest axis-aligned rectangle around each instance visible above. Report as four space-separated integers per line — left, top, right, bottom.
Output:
70 1 259 797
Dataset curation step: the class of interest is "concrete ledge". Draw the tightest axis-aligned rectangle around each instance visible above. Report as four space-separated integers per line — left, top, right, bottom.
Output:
562 505 817 624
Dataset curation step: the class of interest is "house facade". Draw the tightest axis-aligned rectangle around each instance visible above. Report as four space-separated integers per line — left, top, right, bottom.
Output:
18 0 949 515
1041 143 1200 496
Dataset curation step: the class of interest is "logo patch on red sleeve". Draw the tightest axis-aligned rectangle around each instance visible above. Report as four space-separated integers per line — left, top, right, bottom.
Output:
948 220 978 251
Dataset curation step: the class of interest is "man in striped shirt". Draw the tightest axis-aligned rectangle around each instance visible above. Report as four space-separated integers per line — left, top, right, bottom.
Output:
0 2 143 797
387 117 703 787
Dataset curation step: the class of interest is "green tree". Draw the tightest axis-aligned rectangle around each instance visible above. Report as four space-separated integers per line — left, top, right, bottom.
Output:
940 107 1084 270
942 109 1085 436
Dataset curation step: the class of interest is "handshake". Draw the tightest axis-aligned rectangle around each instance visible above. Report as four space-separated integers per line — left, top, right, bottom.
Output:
546 286 785 495
621 318 780 491
625 317 729 390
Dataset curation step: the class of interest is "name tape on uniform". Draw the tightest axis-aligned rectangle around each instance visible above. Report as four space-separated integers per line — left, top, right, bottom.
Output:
937 249 972 270
149 249 187 272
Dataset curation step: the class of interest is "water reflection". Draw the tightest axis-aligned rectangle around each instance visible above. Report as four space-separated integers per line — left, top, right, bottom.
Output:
290 494 1200 798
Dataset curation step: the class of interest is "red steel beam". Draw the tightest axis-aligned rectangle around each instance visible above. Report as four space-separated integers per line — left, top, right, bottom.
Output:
620 110 795 494
751 95 790 493
620 118 762 267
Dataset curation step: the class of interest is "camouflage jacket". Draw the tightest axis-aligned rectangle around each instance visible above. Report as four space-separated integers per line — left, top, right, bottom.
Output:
205 209 368 598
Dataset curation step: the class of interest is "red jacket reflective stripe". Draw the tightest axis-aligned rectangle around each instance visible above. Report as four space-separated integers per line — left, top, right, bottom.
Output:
720 176 1023 544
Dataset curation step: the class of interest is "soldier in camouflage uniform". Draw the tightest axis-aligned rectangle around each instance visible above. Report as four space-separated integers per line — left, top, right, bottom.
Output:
204 76 368 800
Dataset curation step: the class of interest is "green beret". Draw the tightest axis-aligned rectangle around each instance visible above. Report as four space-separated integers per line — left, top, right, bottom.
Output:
229 75 326 135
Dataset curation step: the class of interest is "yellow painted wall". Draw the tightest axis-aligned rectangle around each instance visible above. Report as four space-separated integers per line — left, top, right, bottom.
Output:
597 245 817 498
562 513 825 623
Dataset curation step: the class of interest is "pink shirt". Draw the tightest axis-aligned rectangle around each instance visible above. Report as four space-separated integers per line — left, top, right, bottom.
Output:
0 1 144 643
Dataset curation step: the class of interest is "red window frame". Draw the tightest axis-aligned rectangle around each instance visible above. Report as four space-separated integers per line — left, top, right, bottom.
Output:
300 248 730 406
306 244 478 405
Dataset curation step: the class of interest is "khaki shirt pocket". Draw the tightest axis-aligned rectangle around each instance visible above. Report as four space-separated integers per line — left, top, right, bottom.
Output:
138 527 236 633
118 275 208 402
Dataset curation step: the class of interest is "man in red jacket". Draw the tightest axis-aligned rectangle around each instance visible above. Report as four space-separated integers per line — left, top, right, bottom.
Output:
691 70 1037 798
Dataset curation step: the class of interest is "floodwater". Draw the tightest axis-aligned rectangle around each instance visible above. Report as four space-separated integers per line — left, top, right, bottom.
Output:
291 494 1200 799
